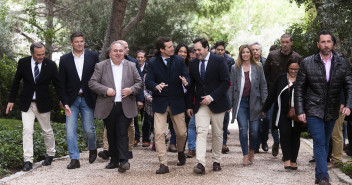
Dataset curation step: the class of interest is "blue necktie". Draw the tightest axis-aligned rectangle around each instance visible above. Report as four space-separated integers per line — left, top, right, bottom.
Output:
34 62 40 83
200 60 205 82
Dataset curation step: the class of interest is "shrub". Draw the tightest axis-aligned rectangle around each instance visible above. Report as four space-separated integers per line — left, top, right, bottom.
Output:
0 118 104 176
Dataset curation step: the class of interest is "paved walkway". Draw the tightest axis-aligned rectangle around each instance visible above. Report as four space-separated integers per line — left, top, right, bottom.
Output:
1 125 349 185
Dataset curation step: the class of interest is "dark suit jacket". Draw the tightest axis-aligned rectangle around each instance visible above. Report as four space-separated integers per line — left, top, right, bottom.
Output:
59 50 99 108
145 54 190 115
8 56 64 113
187 52 231 114
88 59 143 119
125 55 144 102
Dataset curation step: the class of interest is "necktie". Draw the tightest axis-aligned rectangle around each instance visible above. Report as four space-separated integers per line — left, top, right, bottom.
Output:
200 60 205 82
34 62 40 83
166 58 171 68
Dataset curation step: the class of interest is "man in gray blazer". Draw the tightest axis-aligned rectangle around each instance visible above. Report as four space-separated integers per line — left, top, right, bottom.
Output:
89 41 143 173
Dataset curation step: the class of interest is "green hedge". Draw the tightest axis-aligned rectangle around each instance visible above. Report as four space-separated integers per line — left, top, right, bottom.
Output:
0 118 104 176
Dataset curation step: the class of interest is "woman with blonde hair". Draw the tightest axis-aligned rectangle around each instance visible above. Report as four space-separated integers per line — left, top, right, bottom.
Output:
229 45 267 165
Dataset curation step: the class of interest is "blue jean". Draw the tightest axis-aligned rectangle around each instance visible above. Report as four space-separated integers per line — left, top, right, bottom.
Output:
223 112 229 144
66 97 97 160
187 115 196 150
237 97 260 155
266 104 280 143
307 116 336 180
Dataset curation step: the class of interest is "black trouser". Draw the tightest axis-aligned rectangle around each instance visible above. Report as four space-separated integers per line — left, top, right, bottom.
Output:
104 102 131 164
278 115 301 163
142 113 154 142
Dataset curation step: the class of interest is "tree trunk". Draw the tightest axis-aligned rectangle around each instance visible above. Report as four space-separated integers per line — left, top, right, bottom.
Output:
44 0 56 60
99 0 148 60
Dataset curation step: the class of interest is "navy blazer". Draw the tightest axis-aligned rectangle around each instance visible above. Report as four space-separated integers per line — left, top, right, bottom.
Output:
187 52 231 114
59 50 99 108
8 56 65 113
145 54 190 115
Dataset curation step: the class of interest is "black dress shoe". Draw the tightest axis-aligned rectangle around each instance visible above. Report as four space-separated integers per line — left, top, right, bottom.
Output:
176 152 186 166
213 162 221 171
67 159 80 169
284 166 291 170
156 164 169 174
272 142 279 157
193 163 205 175
128 151 133 159
23 161 32 171
98 150 109 160
42 155 54 166
118 162 130 173
89 149 97 163
254 149 260 154
105 162 119 169
262 143 268 151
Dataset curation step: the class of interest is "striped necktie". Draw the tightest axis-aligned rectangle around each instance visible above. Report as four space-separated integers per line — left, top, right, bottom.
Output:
200 60 205 82
34 62 40 83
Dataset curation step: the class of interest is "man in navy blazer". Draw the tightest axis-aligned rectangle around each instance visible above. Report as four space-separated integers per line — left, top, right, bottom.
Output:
146 36 190 174
187 38 231 175
59 32 99 169
6 42 70 171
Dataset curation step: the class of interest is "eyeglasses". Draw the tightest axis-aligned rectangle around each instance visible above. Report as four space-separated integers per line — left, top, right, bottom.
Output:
289 68 299 71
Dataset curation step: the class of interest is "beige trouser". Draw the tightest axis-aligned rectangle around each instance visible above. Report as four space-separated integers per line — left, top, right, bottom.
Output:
195 105 224 167
331 113 345 162
102 118 135 152
154 106 187 165
22 102 55 163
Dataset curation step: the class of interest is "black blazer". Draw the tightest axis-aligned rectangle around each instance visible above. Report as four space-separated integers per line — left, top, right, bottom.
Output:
8 56 64 113
187 52 231 114
125 55 144 102
59 50 99 108
145 54 190 115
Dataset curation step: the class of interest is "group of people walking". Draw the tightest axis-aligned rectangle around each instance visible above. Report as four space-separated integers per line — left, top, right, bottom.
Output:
6 30 352 185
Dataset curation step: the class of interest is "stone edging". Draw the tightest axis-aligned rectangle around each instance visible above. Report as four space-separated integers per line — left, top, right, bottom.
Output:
301 138 352 184
0 153 77 184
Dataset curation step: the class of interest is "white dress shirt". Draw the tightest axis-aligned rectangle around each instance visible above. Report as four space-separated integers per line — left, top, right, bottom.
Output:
31 57 42 100
73 50 85 93
111 59 124 102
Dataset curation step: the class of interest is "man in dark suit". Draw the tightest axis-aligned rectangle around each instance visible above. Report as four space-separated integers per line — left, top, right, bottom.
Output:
187 38 231 175
145 36 190 174
136 50 151 147
6 42 70 171
59 32 99 169
89 41 143 173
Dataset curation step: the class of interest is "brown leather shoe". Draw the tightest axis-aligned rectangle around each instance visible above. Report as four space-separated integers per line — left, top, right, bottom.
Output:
186 150 196 158
176 152 186 166
213 162 222 171
156 164 169 174
67 159 80 169
134 140 139 147
193 163 205 175
89 149 97 163
319 177 331 185
142 142 150 147
222 144 229 154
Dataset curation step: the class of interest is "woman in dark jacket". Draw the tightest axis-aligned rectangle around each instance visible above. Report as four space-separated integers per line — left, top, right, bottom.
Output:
262 60 301 170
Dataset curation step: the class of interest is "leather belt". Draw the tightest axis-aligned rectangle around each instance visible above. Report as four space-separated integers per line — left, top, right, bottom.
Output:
78 93 84 97
114 102 121 105
31 99 36 102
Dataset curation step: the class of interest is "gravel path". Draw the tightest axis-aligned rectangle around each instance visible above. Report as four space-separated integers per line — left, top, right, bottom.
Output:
1 126 348 185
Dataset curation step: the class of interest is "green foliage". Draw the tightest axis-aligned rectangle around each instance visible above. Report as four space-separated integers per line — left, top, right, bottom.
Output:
0 0 15 59
192 0 305 57
0 55 18 118
287 0 352 60
300 131 312 139
0 118 104 175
